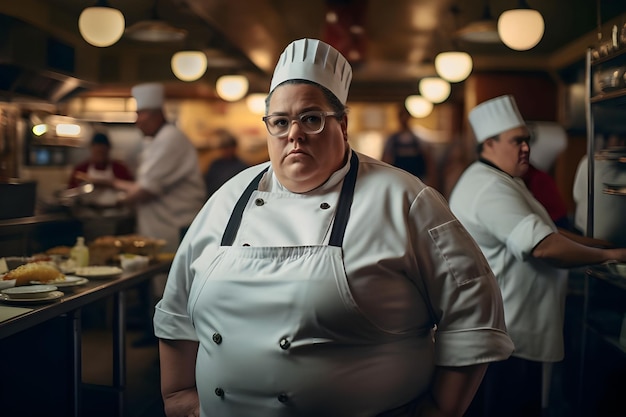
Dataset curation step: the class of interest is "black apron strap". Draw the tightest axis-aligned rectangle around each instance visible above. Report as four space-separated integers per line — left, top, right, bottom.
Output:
328 152 359 247
220 152 359 248
221 167 269 246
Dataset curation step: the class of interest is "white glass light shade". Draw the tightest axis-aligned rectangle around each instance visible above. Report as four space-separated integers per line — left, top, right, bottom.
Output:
56 123 81 137
216 75 249 102
79 7 125 47
435 52 473 83
419 77 451 103
246 93 267 115
497 9 544 51
404 95 433 118
171 51 208 82
32 124 47 136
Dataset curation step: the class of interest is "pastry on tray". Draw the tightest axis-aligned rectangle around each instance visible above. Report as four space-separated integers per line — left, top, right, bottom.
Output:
2 262 66 286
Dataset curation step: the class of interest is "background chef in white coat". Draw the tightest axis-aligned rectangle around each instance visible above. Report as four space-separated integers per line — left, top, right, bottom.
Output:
449 95 626 417
154 38 514 417
113 83 206 344
114 83 205 258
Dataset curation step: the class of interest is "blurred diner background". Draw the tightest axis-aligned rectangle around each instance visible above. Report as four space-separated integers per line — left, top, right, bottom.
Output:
0 0 625 416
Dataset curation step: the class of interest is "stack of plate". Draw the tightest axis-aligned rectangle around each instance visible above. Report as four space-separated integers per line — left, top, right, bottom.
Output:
74 266 123 280
0 285 64 304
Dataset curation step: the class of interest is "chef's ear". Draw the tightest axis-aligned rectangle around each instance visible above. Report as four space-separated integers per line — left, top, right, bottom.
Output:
340 114 348 140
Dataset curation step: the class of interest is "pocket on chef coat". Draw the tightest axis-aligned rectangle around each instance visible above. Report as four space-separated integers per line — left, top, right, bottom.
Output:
428 219 492 286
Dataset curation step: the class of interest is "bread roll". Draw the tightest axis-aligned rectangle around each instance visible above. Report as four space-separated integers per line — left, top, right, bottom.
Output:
3 262 65 286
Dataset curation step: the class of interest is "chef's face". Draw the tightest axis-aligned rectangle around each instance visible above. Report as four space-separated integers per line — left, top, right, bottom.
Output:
135 109 162 136
90 143 110 165
266 84 349 193
485 126 531 177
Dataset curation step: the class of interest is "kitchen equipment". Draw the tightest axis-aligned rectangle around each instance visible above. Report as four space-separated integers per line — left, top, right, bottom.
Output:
54 182 94 206
594 66 626 93
0 179 37 220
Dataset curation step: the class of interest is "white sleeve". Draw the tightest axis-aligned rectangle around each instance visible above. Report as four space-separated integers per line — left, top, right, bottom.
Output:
411 188 514 366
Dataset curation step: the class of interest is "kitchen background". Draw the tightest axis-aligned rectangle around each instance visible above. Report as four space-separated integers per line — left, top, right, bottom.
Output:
0 0 624 223
1 2 626 417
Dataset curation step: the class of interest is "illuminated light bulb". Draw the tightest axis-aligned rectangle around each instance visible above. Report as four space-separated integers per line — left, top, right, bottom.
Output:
246 93 267 115
171 51 207 82
79 6 125 47
216 75 249 102
435 52 473 83
404 95 433 118
56 123 81 137
497 8 544 51
32 124 48 136
419 77 451 103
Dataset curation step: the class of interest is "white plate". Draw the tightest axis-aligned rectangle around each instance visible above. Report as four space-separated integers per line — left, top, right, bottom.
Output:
30 276 89 287
1 284 58 299
74 266 123 280
0 290 64 304
0 279 16 290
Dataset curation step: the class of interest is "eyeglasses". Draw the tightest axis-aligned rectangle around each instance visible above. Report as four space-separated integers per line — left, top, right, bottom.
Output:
262 111 341 137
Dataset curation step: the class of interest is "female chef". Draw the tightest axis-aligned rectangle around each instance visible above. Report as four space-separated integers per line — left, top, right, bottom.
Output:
154 38 514 417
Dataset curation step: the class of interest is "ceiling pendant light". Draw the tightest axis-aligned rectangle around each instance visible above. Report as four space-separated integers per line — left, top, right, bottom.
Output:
216 75 249 102
405 95 433 119
497 0 545 51
171 51 207 82
124 0 187 42
78 0 125 47
246 93 267 115
419 77 451 103
435 51 473 83
455 0 500 43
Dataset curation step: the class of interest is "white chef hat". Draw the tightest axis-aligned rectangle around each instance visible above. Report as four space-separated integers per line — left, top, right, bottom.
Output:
269 38 352 104
527 121 567 171
469 95 525 143
131 83 164 111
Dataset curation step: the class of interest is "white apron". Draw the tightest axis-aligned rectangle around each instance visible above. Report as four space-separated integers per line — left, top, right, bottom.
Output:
188 154 432 417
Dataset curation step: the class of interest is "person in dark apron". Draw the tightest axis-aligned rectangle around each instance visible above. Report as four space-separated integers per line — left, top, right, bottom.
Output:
154 38 514 417
382 105 429 181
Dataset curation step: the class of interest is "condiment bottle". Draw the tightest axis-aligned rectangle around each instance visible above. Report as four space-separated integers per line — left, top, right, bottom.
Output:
70 236 90 267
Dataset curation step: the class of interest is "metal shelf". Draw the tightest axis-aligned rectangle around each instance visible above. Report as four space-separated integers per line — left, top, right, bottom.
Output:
591 47 626 66
590 88 626 104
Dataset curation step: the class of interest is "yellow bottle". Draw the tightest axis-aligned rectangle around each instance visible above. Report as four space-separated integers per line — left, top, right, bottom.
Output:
70 236 90 267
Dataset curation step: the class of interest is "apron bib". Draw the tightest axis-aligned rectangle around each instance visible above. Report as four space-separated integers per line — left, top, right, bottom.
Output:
189 154 431 417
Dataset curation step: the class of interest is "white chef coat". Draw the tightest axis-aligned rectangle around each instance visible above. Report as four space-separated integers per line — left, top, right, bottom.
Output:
449 160 568 362
136 123 206 252
155 150 514 416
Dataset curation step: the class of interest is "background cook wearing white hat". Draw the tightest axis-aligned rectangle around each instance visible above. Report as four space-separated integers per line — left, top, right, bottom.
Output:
154 38 514 417
112 82 206 344
449 95 626 417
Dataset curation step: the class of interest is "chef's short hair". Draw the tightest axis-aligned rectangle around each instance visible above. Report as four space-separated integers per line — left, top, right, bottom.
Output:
91 132 111 147
476 134 499 154
265 79 347 116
